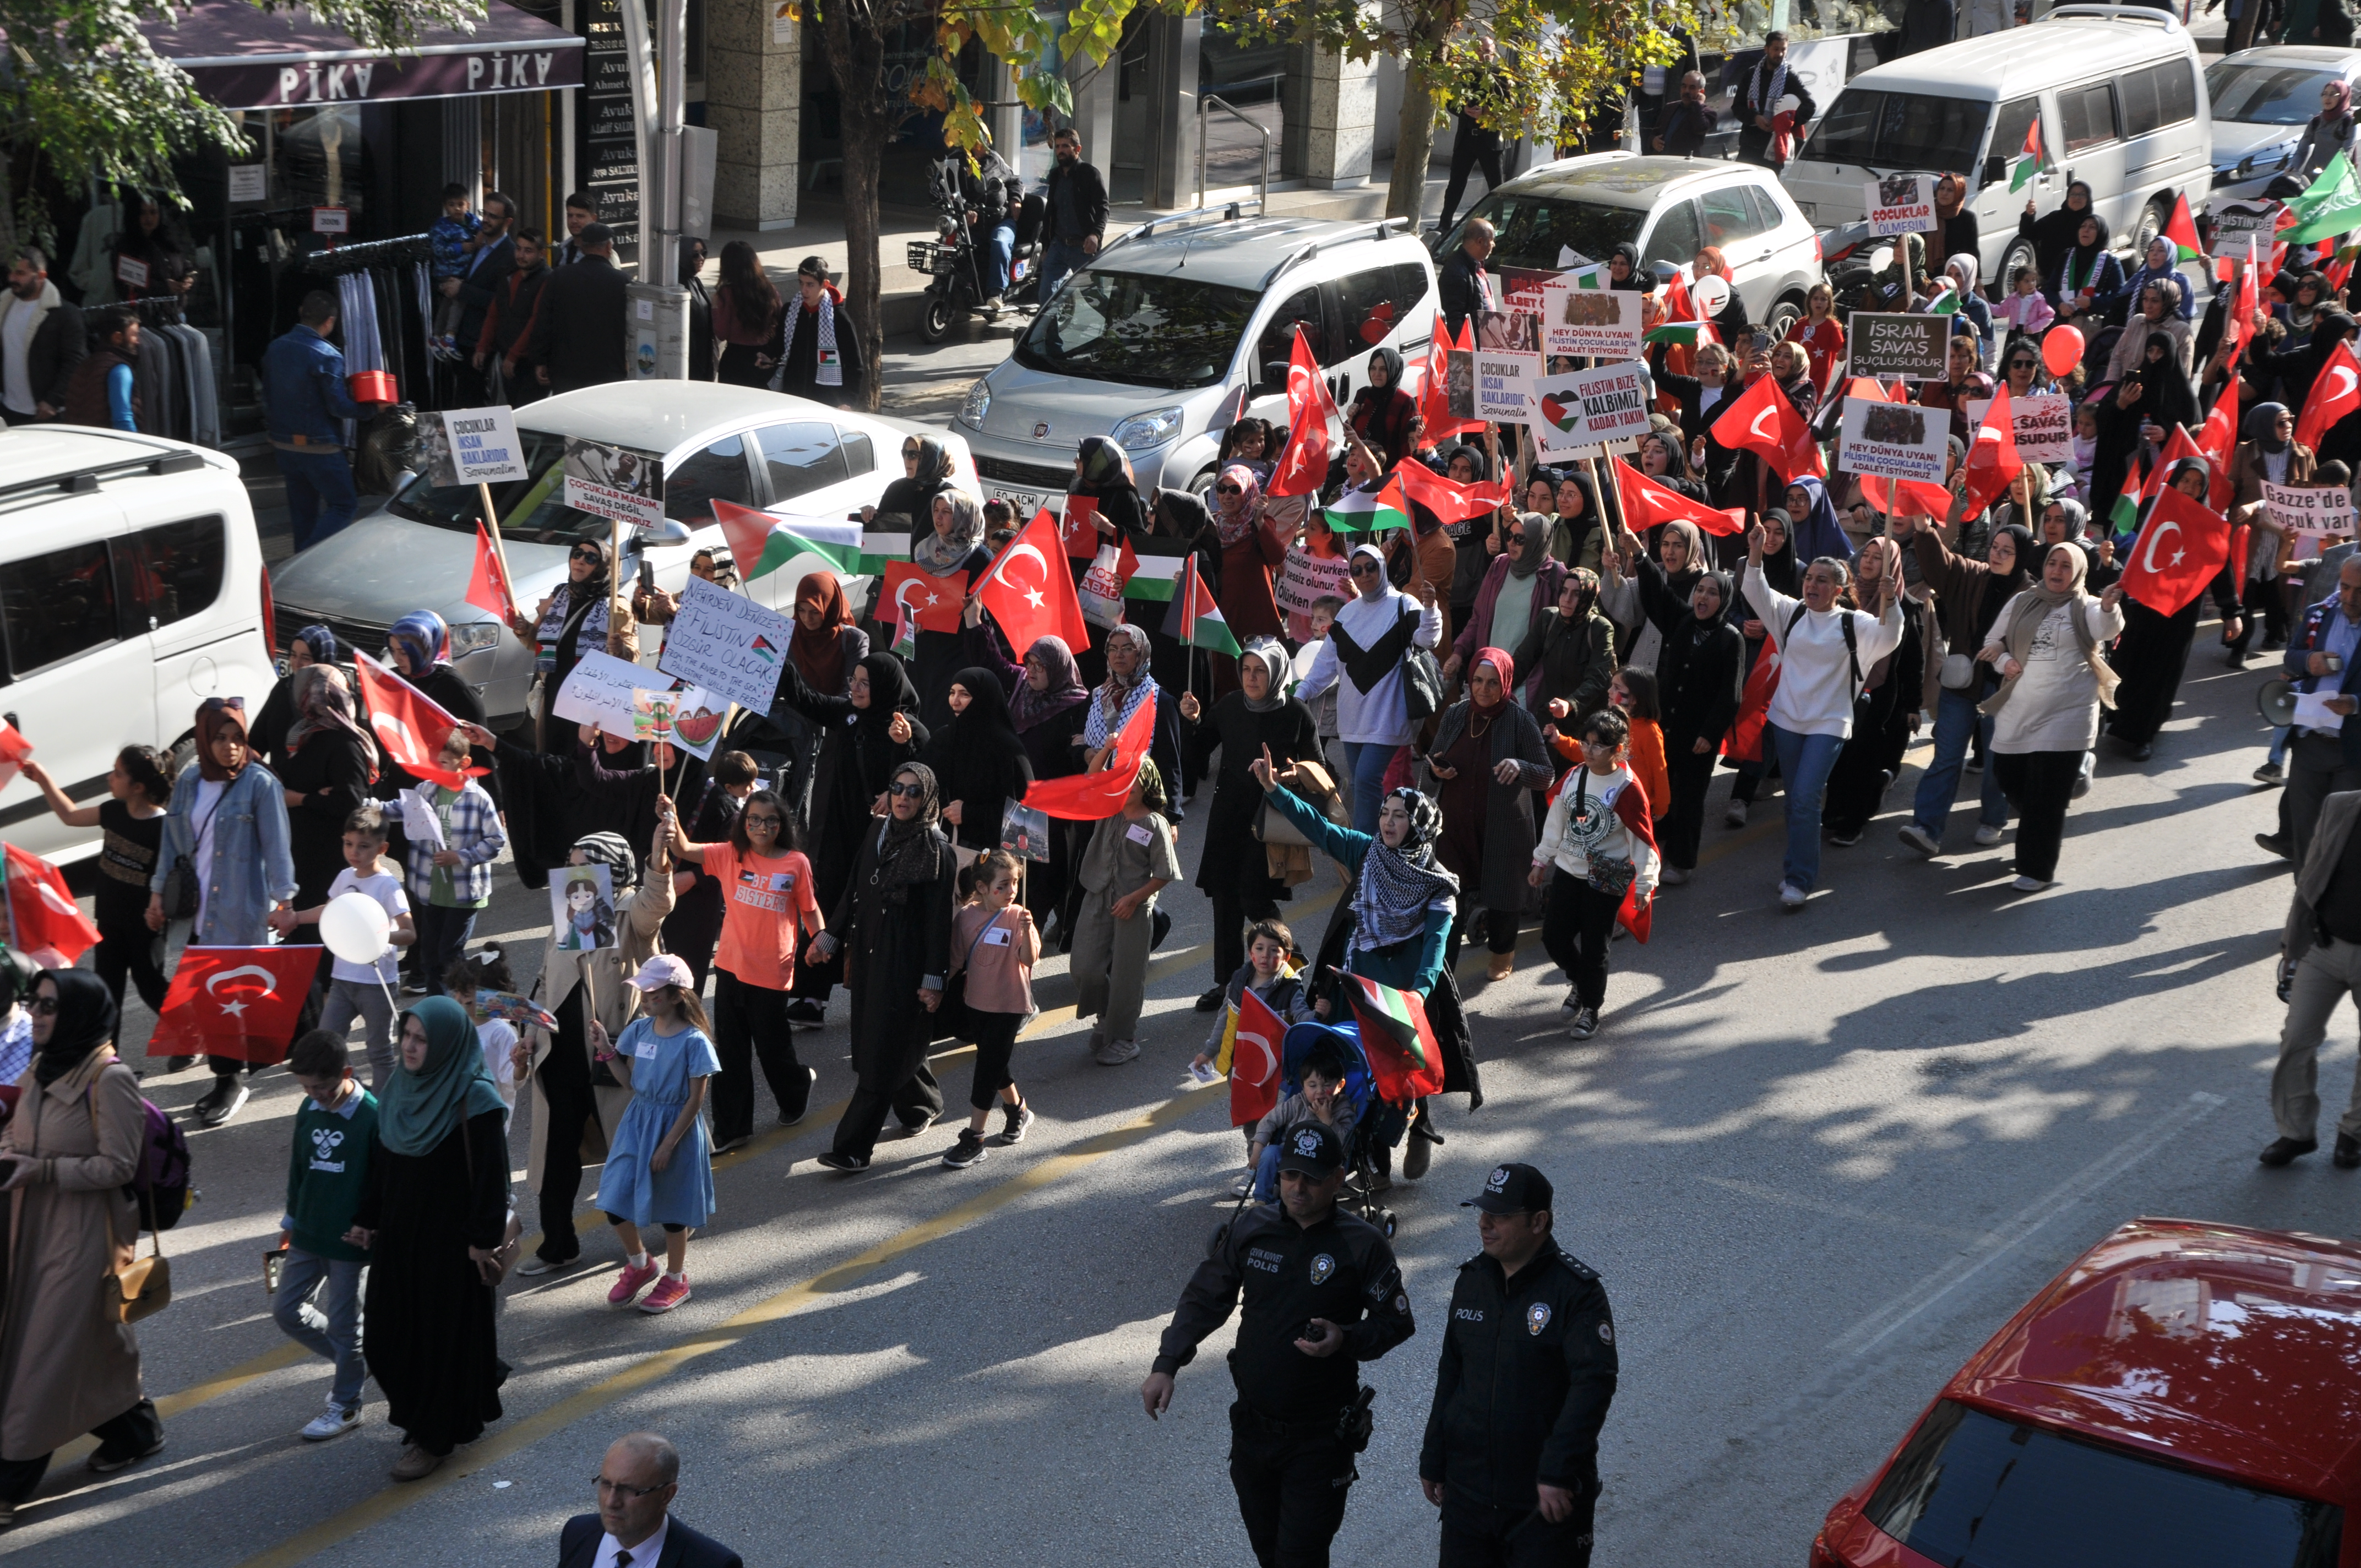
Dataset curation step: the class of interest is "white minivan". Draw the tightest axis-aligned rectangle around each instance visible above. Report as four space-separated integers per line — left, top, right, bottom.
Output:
0 426 275 865
1781 4 2215 289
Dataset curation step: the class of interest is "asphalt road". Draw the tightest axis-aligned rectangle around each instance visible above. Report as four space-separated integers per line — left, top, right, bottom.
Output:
3 598 2332 1568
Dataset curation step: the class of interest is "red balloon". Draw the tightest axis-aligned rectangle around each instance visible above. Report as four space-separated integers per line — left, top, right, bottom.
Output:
2042 325 2085 379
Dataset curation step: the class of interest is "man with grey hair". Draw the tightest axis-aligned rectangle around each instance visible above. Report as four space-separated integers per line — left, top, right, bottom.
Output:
0 246 84 425
559 1432 743 1568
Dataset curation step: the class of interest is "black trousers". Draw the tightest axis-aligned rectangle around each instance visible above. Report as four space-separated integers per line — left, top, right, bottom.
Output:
710 967 812 1142
1661 746 1718 869
536 994 598 1261
1211 879 1282 989
1229 1402 1357 1568
1446 906 1520 972
1439 134 1504 231
0 1399 160 1504
93 925 170 1015
1437 1493 1597 1568
2287 732 2361 870
832 1064 945 1161
2227 574 2289 655
967 1009 1023 1110
1991 750 2082 883
1541 870 1620 1009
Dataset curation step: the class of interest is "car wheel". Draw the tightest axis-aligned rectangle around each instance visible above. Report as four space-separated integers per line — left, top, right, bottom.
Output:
1996 237 2038 303
920 293 955 345
1187 465 1221 514
2130 198 2168 264
1767 294 1804 342
165 732 196 786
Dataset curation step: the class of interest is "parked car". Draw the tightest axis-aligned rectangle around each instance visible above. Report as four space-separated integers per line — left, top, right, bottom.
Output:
1435 153 1825 339
1812 1217 2360 1568
955 211 1439 515
2206 45 2361 201
1781 4 2215 290
0 426 274 865
268 382 975 732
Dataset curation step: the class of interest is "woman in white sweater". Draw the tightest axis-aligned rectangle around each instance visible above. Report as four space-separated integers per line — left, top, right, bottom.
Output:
1295 541 1443 833
1979 542 2125 891
1742 521 1903 910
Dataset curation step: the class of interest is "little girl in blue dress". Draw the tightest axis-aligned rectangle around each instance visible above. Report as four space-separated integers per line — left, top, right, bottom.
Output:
590 954 720 1314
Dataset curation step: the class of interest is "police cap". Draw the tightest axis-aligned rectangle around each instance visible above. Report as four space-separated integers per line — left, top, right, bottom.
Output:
1463 1162 1552 1215
1275 1121 1345 1177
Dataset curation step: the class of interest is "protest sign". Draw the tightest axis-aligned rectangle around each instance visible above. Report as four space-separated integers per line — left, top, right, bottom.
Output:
1839 396 1949 483
1444 347 1478 419
1474 349 1542 424
418 406 527 486
1961 393 2073 462
632 690 677 742
561 437 666 530
1863 175 1936 238
1848 313 1949 380
655 576 796 714
2211 198 2281 259
1274 548 1356 616
549 650 727 759
2265 480 2359 558
1532 363 1655 458
1540 278 1642 360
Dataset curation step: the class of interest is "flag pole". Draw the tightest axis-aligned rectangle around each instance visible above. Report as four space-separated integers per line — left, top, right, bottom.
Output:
477 482 516 603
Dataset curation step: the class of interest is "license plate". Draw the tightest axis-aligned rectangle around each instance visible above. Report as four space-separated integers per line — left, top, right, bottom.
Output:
989 487 1057 517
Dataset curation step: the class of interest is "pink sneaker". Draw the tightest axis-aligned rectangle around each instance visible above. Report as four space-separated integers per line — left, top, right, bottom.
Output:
606 1259 660 1307
638 1273 691 1314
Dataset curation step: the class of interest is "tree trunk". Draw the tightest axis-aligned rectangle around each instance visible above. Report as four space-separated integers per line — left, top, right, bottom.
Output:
1387 66 1434 225
820 14 891 413
0 151 18 265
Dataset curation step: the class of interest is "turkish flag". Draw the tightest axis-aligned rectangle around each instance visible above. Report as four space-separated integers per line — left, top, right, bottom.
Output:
1021 685 1155 820
463 521 520 625
0 718 31 794
977 508 1090 654
880 561 966 635
1723 649 1781 763
1266 326 1336 499
1392 456 1509 526
1609 456 1747 536
1958 383 2026 519
148 945 324 1063
1228 985 1286 1127
2 843 99 968
1417 313 1482 444
352 649 481 790
1058 497 1100 558
2119 483 2232 616
2298 338 2361 453
1709 374 1825 481
2197 375 2242 514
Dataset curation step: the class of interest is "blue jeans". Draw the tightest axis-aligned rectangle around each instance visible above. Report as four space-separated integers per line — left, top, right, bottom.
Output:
273 1246 368 1411
1038 240 1091 305
987 222 1015 297
2270 724 2292 766
1341 741 1396 835
1909 687 2009 841
1766 724 1846 893
278 447 357 553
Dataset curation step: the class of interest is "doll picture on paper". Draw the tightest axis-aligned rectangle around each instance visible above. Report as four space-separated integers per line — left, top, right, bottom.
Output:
552 864 617 951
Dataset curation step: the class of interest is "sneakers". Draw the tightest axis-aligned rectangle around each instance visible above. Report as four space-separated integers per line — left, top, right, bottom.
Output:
815 1150 869 1172
943 1129 989 1168
638 1274 691 1314
1086 1028 1105 1057
516 1249 579 1277
2072 755 2096 799
784 998 825 1029
1897 824 1941 858
998 1101 1035 1145
1195 986 1225 1012
2259 1136 2319 1167
1559 986 1581 1015
1777 881 1808 911
607 1258 661 1307
301 1404 360 1442
1567 1005 1600 1039
1973 824 2005 847
2337 1133 2361 1169
192 1077 249 1127
87 1434 164 1474
1486 952 1514 982
777 1065 819 1125
2011 875 2050 892
711 1134 753 1156
2255 761 2286 785
390 1442 443 1482
1095 1036 1141 1065
1724 799 1748 827
1827 827 1861 847
1660 865 1690 886
897 1112 936 1139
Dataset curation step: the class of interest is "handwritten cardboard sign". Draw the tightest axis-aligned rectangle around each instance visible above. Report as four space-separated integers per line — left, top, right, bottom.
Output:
1839 396 1949 484
656 576 796 715
1274 548 1356 616
548 650 728 760
1848 313 1949 381
1533 363 1653 458
561 437 666 531
1863 175 1936 238
1539 278 1642 360
1961 393 2073 463
420 405 527 486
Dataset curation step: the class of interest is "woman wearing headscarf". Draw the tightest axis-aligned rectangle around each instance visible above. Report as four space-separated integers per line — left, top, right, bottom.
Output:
1933 177 1981 285
2229 401 2318 658
1648 340 1749 508
1294 542 1443 832
1520 567 1619 727
1995 461 2055 542
873 434 959 530
2107 458 2250 759
1449 511 1566 693
1608 514 1709 701
277 664 379 945
1647 566 1744 885
1892 511 2030 857
1345 345 1421 478
1722 508 1799 828
0 972 164 1516
1942 253 1995 352
1437 440 1502 635
1779 475 1855 566
1980 544 2127 889
1820 535 1924 845
252 623 336 767
1423 645 1552 983
778 569 869 819
385 609 497 802
960 617 1091 933
1545 466 1604 571
2294 79 2358 176
1177 637 1320 1005
2090 349 2199 516
2104 277 2195 384
514 827 674 1275
1208 462 1287 645
1638 426 1707 502
1768 339 1821 427
2253 308 2358 420
352 997 509 1481
1078 620 1185 827
2118 237 2197 326
507 535 635 753
1070 435 1153 548
922 665 1036 859
149 698 297 1127
2019 180 2099 288
1693 247 1751 341
810 763 958 1170
2047 211 2125 336
909 489 994 731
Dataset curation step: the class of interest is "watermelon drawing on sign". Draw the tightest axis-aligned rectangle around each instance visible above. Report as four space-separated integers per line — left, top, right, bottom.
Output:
1541 394 1582 435
672 705 726 747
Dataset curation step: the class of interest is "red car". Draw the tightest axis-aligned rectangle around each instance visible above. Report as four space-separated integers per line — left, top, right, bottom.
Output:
1813 1218 2361 1568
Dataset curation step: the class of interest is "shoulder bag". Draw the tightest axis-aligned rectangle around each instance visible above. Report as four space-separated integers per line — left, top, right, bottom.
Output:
157 787 227 922
88 1091 169 1324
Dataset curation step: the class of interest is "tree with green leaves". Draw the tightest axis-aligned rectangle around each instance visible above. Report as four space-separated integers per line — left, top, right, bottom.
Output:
0 0 484 258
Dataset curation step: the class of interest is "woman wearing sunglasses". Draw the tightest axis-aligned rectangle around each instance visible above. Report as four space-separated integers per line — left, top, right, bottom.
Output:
507 536 636 752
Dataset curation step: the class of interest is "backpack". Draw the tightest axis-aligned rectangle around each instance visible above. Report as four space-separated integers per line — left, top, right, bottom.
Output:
129 1095 194 1232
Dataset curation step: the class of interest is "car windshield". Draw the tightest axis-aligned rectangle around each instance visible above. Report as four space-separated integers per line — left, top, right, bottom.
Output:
388 431 614 547
2207 62 2343 126
1800 89 1992 172
1445 195 1645 270
1012 269 1258 388
1864 1401 2344 1568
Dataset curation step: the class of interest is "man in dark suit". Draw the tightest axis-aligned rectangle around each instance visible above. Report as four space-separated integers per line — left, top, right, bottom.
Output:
559 1433 743 1568
1437 219 1497 340
531 223 629 395
441 190 516 402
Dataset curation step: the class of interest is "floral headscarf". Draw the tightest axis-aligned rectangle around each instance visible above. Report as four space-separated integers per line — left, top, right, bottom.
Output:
915 491 985 575
1012 635 1090 732
1214 464 1263 548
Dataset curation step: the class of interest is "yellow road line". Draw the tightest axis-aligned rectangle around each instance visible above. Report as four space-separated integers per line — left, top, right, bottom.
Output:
232 1079 1226 1568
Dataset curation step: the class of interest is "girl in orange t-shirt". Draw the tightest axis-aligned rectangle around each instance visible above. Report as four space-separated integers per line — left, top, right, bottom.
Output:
1552 669 1669 821
666 786 824 1152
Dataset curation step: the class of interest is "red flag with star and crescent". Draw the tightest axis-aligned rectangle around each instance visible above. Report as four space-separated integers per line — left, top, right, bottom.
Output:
881 561 967 635
2119 483 2232 616
1708 373 1825 481
148 945 325 1062
1228 984 1286 1127
1958 383 2026 519
1266 325 1337 499
2297 337 2361 453
1609 455 1747 536
351 649 483 790
1021 685 1156 820
2 843 99 968
977 508 1090 654
462 521 520 625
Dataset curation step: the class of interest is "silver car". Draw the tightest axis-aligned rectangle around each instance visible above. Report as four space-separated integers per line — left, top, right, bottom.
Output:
268 383 972 729
2205 45 2361 200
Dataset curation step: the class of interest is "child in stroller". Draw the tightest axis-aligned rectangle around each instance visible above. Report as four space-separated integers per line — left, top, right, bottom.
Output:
1238 1022 1409 1233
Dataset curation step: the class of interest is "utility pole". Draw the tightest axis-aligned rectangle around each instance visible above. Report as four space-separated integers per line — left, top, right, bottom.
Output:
619 0 689 378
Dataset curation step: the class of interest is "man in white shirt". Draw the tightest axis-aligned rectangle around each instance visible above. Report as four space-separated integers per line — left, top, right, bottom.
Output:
0 248 84 425
558 1433 743 1568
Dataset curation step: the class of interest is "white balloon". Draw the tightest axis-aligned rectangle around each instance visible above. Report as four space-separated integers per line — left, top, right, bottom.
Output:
319 890 393 967
1694 275 1732 316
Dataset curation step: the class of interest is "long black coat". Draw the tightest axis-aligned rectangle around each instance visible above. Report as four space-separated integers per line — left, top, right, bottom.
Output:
773 661 928 958
832 821 956 1093
1185 693 1321 900
278 729 376 908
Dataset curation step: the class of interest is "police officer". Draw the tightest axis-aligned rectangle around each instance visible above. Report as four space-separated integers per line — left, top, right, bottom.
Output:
1140 1121 1415 1568
1418 1164 1617 1567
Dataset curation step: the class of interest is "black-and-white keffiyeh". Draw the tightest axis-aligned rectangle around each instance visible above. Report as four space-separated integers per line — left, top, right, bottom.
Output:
1084 623 1155 747
570 830 637 892
807 291 841 386
535 581 611 646
1746 57 1788 117
1351 787 1458 950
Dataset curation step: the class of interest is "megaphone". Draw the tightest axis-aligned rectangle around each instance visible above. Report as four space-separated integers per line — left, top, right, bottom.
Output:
2260 678 2298 728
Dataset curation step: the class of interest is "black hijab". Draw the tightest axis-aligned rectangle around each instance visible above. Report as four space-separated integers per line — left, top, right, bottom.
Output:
933 664 1030 804
33 969 117 1087
2061 212 2112 296
554 538 614 677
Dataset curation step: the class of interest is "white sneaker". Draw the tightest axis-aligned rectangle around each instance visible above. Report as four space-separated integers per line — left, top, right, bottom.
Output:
301 1406 360 1442
2012 875 2050 892
1094 1036 1141 1065
1660 864 1689 885
1724 800 1749 827
1896 824 1941 858
1973 824 2005 847
1778 881 1808 910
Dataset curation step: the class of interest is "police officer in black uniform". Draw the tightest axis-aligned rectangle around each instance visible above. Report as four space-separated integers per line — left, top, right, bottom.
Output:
1141 1121 1416 1568
1418 1163 1617 1567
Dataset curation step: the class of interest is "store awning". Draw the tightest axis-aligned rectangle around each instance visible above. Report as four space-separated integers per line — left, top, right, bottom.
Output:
145 0 584 110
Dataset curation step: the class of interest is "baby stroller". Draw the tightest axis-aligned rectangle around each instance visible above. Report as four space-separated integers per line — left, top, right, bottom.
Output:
1247 1020 1407 1237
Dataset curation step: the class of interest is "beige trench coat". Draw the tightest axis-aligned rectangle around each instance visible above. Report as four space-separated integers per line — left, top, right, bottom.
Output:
0 1048 146 1461
520 870 674 1192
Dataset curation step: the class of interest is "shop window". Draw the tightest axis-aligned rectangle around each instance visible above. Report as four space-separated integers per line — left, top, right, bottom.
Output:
1253 286 1323 393
2060 84 2118 154
115 516 225 631
665 434 757 521
0 540 118 682
757 421 851 503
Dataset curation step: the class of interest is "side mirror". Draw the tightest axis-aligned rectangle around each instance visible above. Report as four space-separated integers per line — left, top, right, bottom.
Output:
1258 360 1290 394
637 517 695 548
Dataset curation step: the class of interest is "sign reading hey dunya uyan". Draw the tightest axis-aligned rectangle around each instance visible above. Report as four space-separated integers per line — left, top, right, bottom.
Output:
656 576 796 714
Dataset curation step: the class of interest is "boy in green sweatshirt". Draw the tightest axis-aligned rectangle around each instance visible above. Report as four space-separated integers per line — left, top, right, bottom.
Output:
273 1028 379 1441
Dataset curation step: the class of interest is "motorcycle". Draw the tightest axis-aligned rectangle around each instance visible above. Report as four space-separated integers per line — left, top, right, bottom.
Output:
912 154 1040 343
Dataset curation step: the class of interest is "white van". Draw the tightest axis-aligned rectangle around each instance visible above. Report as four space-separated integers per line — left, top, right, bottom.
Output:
0 427 275 865
1781 4 2214 290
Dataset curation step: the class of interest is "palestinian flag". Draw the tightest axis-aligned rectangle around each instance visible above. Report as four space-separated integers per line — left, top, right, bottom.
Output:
1324 473 1411 532
1919 282 1960 315
2108 425 2204 534
1645 315 1717 347
712 499 883 583
1345 972 1446 1102
1162 554 1242 656
2010 117 2044 193
2163 192 2202 264
747 634 781 665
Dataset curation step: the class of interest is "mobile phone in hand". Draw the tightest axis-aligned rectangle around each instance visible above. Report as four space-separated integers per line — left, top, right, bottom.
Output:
638 557 656 597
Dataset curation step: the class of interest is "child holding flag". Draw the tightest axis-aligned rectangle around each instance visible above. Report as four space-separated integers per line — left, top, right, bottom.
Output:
1070 761 1182 1066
